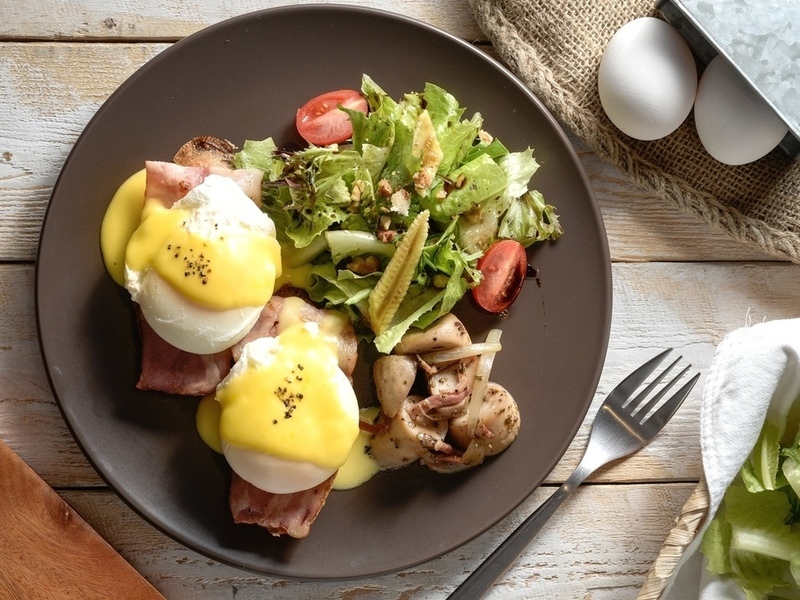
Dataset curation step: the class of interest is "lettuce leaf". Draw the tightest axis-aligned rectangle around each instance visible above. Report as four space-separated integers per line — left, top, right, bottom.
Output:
423 153 508 222
702 486 800 599
702 379 800 599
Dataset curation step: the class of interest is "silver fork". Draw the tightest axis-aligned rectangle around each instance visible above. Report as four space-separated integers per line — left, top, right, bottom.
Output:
447 348 700 600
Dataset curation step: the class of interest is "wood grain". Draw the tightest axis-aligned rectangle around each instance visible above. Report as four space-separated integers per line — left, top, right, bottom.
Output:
0 439 164 599
57 483 697 599
1 0 486 42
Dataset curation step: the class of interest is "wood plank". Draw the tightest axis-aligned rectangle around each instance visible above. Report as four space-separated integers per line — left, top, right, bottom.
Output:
7 260 800 487
0 43 775 263
0 439 164 600
0 0 487 42
0 43 168 262
58 482 697 599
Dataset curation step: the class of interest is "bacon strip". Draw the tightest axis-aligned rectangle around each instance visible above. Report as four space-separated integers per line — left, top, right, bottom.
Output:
135 309 232 396
143 160 263 207
229 472 335 539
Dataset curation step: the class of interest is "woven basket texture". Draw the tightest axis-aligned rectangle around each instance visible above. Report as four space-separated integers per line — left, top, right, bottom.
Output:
469 0 800 262
637 479 709 599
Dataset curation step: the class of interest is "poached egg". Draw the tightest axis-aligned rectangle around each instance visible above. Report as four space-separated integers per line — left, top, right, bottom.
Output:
120 173 281 354
209 322 360 494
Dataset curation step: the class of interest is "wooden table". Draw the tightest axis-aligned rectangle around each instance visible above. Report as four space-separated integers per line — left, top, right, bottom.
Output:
2 2 797 598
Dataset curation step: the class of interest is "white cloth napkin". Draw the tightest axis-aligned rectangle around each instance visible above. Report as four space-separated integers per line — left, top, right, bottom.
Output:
662 317 800 600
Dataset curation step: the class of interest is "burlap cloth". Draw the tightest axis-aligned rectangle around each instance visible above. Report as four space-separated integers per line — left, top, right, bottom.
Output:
469 0 800 262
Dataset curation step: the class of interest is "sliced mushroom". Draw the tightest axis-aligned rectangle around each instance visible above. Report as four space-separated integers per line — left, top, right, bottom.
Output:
173 135 236 169
402 356 475 421
373 355 418 418
408 388 470 422
393 313 471 355
369 396 448 470
428 356 478 395
423 439 486 474
449 382 520 456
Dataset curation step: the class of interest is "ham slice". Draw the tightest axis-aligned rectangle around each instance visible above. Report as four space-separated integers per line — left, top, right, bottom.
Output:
135 309 232 396
232 291 359 379
229 472 336 539
143 160 263 207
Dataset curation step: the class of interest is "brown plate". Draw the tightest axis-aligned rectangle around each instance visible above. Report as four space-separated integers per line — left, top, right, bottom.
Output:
36 5 611 579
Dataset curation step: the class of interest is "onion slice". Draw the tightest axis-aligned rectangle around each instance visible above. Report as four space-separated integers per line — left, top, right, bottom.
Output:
464 328 502 438
418 341 503 365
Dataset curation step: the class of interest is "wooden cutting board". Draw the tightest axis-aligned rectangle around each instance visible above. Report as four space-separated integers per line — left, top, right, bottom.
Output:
0 438 165 599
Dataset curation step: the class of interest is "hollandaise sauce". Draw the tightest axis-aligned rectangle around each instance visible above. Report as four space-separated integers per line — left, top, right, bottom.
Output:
101 171 281 313
126 176 281 311
196 394 223 453
100 169 147 286
124 205 280 310
333 407 382 490
197 399 382 491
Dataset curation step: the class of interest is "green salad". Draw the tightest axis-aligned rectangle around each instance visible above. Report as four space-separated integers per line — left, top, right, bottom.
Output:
701 384 800 599
234 75 563 353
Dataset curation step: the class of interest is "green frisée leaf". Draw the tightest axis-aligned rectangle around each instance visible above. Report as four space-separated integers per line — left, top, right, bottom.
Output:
500 148 541 198
306 262 379 307
499 190 564 248
423 153 507 222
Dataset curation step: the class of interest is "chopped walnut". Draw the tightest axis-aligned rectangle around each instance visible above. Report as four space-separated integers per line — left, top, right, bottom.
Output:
377 179 393 197
346 255 382 276
349 180 366 212
379 215 393 230
377 229 397 243
412 167 436 193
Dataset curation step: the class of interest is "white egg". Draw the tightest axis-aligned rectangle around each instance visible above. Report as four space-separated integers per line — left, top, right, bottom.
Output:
124 175 278 355
127 268 262 354
598 17 697 140
694 55 789 165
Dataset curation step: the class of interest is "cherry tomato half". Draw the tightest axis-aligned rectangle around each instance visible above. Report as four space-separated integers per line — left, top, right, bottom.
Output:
471 239 528 314
295 89 368 146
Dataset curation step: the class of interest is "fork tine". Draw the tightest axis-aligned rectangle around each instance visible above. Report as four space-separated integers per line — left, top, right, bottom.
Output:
623 356 681 412
605 349 672 408
642 372 700 429
631 362 690 417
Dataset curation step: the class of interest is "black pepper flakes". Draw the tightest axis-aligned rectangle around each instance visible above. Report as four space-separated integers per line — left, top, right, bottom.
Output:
171 244 213 284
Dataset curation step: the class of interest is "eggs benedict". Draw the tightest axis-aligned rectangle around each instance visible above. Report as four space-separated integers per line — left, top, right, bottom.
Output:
211 321 360 494
110 172 281 355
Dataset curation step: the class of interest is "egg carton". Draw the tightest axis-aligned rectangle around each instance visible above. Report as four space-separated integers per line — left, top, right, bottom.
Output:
658 0 800 158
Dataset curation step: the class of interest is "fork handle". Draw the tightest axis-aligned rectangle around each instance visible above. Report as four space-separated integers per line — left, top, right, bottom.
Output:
447 466 591 600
